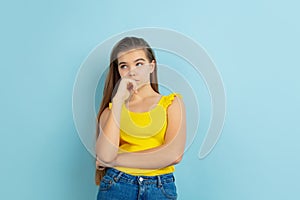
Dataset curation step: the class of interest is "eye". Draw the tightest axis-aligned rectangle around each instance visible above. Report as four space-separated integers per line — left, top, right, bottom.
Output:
119 65 127 69
136 62 144 67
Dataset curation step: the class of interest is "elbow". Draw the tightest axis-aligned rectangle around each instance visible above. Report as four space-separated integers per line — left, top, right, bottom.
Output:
173 155 183 164
95 142 118 164
170 152 184 165
98 155 114 164
96 149 117 164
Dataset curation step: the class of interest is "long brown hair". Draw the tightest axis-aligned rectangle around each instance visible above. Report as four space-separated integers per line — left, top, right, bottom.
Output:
95 37 159 185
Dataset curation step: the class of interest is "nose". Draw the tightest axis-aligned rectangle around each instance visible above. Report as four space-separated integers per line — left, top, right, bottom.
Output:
128 66 136 76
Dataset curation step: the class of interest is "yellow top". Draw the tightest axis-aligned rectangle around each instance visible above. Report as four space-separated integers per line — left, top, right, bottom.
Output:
108 93 182 176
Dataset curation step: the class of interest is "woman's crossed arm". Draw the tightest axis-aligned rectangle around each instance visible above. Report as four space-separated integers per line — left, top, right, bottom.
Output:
96 96 186 169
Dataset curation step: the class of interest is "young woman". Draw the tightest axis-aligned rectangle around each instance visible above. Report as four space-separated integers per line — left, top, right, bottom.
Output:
95 37 186 200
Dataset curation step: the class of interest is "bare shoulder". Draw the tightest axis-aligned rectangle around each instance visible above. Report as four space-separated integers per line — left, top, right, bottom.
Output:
165 95 186 144
99 107 111 128
168 95 185 113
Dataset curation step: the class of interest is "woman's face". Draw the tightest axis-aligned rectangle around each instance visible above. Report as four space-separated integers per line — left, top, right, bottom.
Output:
117 49 155 87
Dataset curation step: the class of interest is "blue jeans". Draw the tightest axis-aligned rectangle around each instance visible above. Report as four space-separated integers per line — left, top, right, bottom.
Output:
97 168 178 200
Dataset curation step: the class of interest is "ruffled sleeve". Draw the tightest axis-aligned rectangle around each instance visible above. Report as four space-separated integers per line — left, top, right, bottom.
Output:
160 93 183 108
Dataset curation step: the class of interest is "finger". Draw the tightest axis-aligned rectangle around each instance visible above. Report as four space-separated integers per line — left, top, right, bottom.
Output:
97 166 105 170
126 79 138 93
127 81 133 91
96 160 101 165
96 161 105 170
127 79 138 91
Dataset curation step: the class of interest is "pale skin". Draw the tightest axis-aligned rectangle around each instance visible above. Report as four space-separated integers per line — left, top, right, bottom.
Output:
95 49 186 170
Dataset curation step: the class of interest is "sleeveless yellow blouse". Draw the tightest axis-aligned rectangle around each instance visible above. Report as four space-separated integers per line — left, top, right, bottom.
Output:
108 93 182 176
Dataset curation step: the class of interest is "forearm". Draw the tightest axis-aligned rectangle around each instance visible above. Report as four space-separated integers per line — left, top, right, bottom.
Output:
114 143 184 169
95 101 122 163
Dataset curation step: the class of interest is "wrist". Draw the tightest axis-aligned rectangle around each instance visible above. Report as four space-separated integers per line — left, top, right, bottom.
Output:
110 99 123 114
112 97 124 105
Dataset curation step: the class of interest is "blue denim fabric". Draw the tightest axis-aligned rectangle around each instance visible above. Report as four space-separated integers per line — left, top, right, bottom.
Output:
97 168 178 200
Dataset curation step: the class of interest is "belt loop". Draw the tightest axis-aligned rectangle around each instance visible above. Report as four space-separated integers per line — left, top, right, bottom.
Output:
157 175 162 188
113 171 123 182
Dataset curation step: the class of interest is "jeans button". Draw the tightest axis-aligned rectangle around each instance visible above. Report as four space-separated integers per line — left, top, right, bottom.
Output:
139 177 143 182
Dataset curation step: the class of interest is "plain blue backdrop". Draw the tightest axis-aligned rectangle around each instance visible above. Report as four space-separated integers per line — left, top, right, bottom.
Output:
1 0 299 199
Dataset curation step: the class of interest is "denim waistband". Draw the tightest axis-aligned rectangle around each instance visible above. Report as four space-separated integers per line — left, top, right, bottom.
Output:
105 168 175 185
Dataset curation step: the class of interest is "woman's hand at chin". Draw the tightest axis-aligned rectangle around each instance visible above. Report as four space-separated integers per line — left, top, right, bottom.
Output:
113 78 138 103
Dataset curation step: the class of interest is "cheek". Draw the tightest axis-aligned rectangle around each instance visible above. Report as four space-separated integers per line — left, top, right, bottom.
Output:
138 72 148 80
118 69 127 77
138 67 151 76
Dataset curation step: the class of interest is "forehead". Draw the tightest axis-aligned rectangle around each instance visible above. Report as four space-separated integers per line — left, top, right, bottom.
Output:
117 49 147 63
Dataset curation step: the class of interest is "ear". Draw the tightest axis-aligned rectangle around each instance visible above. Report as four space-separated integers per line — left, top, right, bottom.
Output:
150 60 156 73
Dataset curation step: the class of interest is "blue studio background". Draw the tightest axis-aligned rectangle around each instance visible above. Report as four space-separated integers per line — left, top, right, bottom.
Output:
1 0 299 199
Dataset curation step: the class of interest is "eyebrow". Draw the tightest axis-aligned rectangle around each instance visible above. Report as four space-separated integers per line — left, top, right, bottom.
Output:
118 58 146 66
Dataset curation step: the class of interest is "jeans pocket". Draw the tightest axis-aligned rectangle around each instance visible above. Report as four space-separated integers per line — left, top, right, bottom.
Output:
160 181 178 199
99 174 114 191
